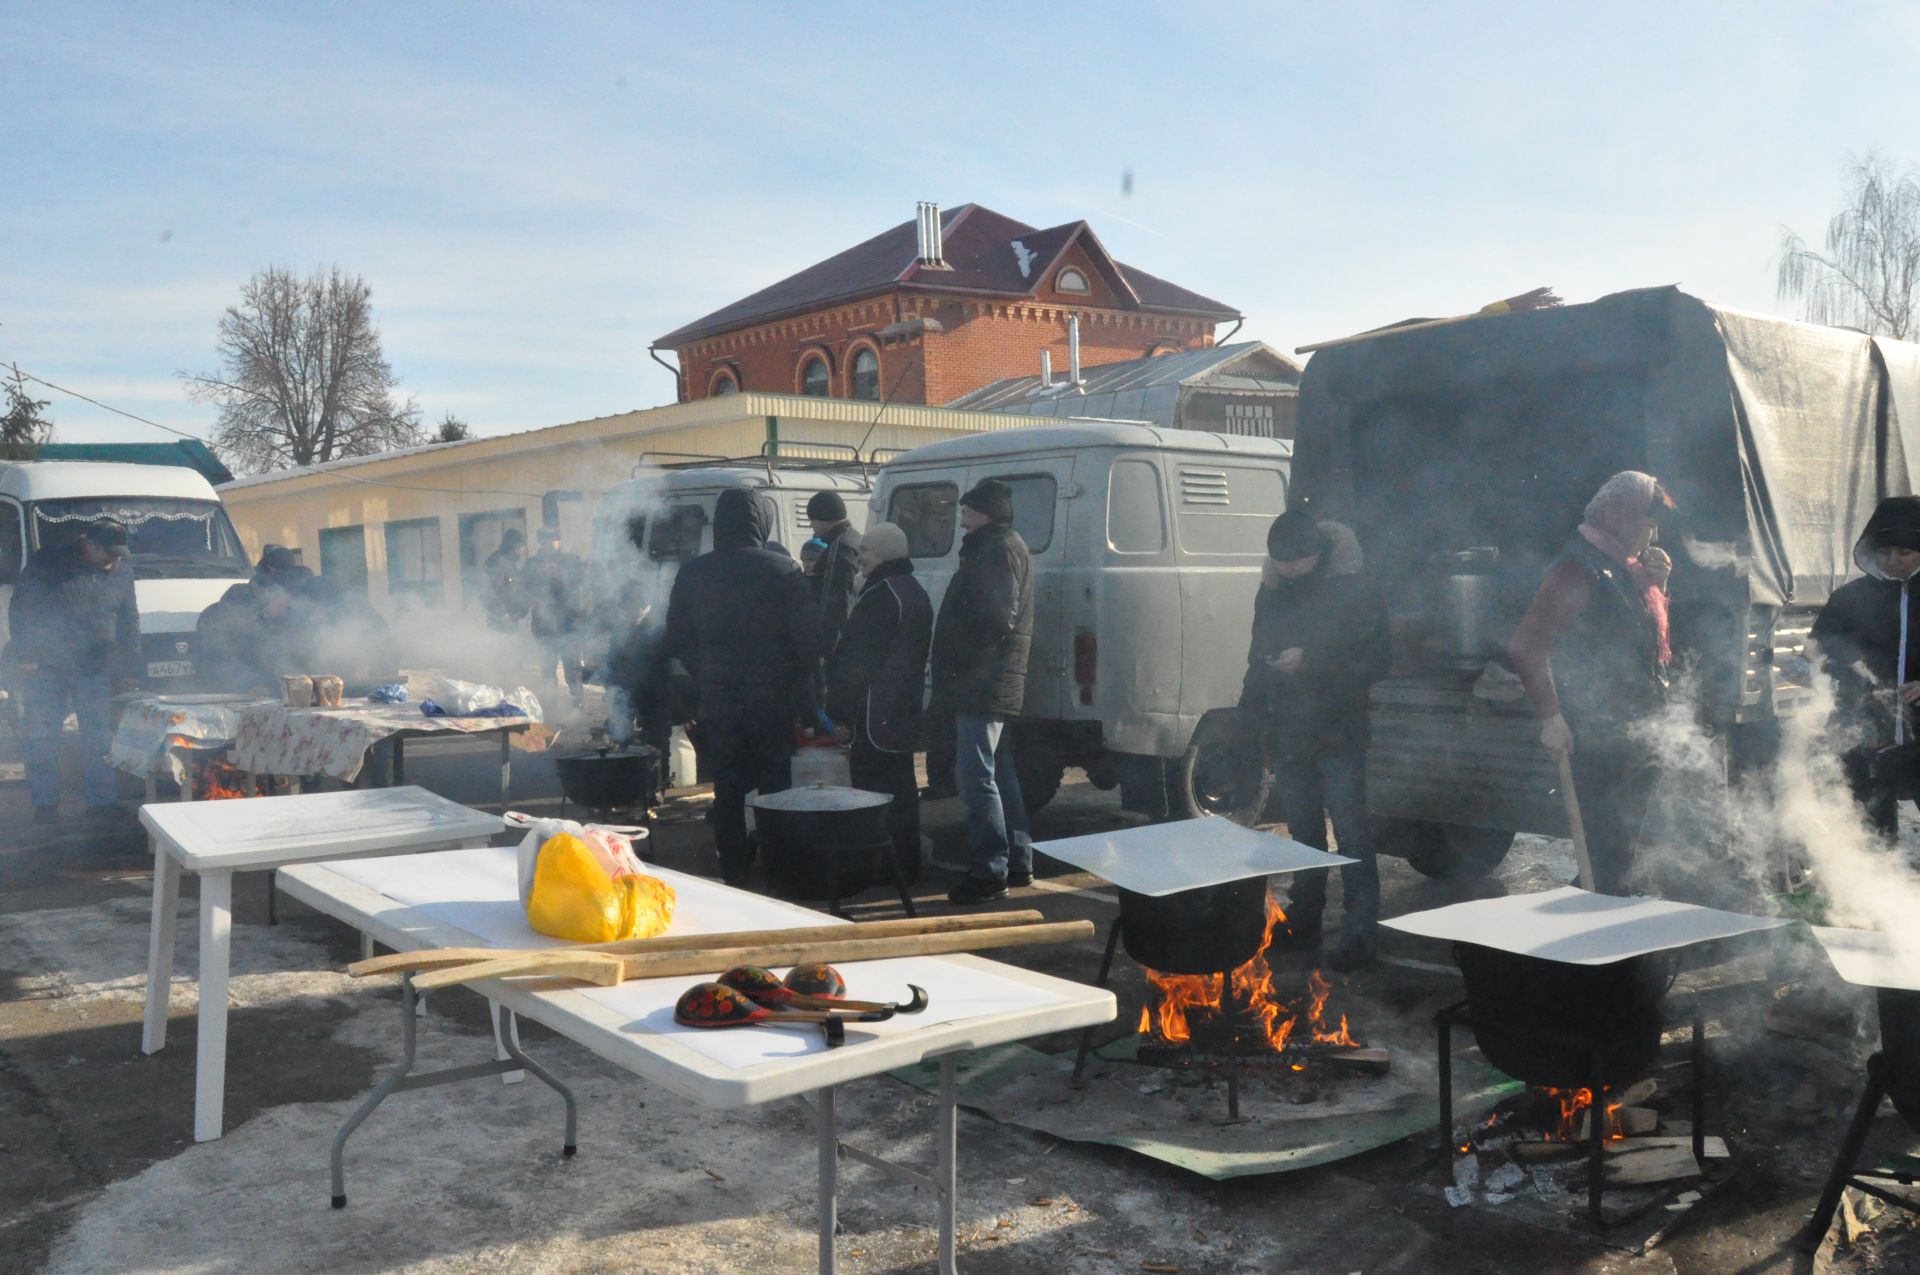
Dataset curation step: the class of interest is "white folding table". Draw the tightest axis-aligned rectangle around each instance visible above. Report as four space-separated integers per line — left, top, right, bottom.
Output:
140 788 504 1142
275 847 1115 1275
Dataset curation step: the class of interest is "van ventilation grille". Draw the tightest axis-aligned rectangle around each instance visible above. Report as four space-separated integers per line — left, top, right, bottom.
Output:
1179 468 1232 506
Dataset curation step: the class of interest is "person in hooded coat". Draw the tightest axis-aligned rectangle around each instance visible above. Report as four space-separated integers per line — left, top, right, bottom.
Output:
826 522 932 881
1240 510 1390 968
664 485 821 884
1510 471 1676 894
1811 496 1920 836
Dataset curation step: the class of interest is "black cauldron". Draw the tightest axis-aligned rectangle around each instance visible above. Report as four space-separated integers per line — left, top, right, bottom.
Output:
1877 988 1920 1128
1452 942 1673 1089
750 786 891 901
555 743 661 813
1118 877 1270 976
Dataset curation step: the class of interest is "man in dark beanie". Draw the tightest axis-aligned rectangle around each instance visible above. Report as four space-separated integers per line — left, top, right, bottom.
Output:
8 520 140 822
931 477 1036 903
806 488 862 650
666 486 820 884
1240 508 1389 968
1813 495 1920 835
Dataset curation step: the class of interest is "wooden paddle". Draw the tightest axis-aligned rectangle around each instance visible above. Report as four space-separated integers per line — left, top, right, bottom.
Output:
409 919 1095 993
1555 751 1598 891
348 910 1046 978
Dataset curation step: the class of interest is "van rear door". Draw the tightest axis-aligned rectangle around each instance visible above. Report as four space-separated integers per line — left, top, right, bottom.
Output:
1172 458 1290 724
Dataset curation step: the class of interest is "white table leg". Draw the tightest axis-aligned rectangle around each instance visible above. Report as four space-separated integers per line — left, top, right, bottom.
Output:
938 1057 958 1275
490 1002 526 1085
360 932 376 962
193 869 234 1142
818 1084 838 1275
141 839 182 1054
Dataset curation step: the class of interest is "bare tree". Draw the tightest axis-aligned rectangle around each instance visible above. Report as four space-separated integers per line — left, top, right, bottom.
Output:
2 362 54 459
184 266 421 473
434 412 471 443
1778 152 1920 339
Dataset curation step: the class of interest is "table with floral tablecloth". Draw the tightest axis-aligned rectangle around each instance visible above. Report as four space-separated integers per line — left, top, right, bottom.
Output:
109 695 276 785
229 700 535 785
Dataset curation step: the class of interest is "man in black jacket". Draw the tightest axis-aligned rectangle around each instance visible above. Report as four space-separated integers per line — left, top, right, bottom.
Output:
665 486 820 884
930 479 1036 904
826 521 932 881
8 520 139 820
1241 510 1390 969
1812 496 1920 836
806 489 862 651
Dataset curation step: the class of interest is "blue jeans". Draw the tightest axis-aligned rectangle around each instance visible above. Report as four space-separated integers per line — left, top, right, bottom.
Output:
1271 752 1378 935
955 714 1033 883
19 669 118 810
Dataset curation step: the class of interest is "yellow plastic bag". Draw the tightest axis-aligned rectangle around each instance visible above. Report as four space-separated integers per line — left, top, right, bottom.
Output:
525 832 676 944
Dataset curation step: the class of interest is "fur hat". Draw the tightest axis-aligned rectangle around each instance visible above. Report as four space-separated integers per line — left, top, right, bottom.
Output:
961 478 1014 523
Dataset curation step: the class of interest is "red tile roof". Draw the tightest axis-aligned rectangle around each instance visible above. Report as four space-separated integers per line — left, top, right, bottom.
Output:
654 203 1238 348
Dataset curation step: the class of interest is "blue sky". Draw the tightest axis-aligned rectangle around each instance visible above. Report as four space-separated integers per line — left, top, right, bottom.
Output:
5 1 1919 447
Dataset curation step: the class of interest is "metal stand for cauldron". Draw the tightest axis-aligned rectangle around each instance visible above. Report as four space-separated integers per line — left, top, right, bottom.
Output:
1434 999 1708 1226
1800 988 1920 1251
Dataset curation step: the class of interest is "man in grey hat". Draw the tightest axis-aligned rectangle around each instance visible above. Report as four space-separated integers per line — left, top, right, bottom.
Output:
7 520 140 821
930 478 1036 903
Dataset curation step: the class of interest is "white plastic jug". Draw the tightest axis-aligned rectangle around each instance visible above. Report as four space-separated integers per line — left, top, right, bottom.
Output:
790 744 852 790
668 725 699 788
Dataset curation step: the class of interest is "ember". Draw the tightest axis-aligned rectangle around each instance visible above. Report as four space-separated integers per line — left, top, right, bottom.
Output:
1135 893 1360 1056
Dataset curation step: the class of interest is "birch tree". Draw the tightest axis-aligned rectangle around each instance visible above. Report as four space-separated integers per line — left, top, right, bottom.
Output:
1778 153 1920 340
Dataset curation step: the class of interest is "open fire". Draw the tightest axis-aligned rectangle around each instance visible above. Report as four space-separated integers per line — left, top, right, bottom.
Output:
186 750 250 801
1134 894 1360 1057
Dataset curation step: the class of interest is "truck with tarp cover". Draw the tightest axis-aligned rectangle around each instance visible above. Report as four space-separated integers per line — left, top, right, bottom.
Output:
1286 285 1920 877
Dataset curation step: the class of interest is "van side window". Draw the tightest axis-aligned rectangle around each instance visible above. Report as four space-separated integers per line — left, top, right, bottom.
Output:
1107 460 1166 554
889 482 958 558
987 474 1058 554
1176 465 1289 555
650 504 707 562
0 501 21 578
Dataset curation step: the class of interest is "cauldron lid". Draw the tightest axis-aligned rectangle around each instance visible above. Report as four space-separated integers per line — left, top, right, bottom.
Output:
750 785 891 812
1814 926 1920 992
1383 886 1786 965
555 742 660 761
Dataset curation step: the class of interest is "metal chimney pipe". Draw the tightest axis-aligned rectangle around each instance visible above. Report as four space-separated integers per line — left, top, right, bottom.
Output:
1068 315 1082 384
1040 350 1053 388
916 201 944 267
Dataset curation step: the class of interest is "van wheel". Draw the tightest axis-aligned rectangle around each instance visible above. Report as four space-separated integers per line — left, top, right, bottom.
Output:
1389 820 1515 879
1175 708 1268 825
1012 745 1064 816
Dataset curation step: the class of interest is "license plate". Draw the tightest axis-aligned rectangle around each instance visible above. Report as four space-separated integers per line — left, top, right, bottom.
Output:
147 660 194 678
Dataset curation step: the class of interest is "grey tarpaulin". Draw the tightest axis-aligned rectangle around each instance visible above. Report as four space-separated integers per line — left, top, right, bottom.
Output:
1291 285 1920 715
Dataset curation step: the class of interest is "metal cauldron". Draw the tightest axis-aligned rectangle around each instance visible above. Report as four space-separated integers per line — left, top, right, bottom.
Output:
1452 942 1672 1089
750 785 892 901
554 742 661 813
1877 988 1920 1129
1119 877 1271 976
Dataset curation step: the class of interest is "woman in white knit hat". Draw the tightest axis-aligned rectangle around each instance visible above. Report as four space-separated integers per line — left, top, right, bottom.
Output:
824 522 934 880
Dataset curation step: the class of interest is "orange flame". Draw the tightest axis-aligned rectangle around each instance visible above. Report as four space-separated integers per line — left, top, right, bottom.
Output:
193 758 250 801
1137 893 1359 1053
1539 1087 1626 1141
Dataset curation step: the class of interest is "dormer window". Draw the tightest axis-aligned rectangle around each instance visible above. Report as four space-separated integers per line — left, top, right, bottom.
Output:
1056 267 1090 295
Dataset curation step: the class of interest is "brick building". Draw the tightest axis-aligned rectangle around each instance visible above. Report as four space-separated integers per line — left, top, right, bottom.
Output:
653 202 1240 407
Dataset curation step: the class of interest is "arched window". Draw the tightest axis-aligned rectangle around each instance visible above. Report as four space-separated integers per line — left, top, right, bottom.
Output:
850 348 880 401
800 355 830 397
710 369 739 396
1056 267 1090 295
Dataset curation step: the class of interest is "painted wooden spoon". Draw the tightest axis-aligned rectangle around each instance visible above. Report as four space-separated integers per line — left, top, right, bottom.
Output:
718 965 929 1015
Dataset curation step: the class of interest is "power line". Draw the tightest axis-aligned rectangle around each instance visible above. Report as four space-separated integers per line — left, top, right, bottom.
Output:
5 361 549 500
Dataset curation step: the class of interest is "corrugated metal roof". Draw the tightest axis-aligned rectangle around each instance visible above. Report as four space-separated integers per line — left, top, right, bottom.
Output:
943 341 1300 427
880 422 1294 467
